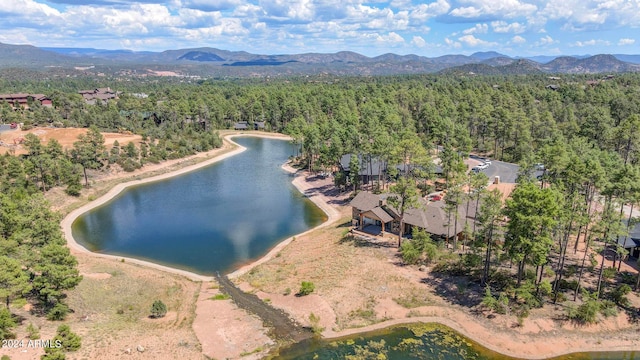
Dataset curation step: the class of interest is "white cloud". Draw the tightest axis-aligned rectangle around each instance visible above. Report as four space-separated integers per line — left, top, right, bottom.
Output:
618 38 635 45
376 32 405 44
449 0 537 19
411 35 426 47
445 37 462 49
409 0 450 23
491 20 525 34
539 0 640 30
458 34 497 47
463 23 488 34
572 39 611 47
511 35 526 44
535 35 556 46
259 0 315 22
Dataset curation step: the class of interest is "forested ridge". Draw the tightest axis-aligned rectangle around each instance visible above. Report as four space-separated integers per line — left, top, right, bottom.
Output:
2 72 640 342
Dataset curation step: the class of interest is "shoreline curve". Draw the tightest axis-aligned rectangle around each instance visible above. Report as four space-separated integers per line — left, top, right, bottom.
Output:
61 132 315 282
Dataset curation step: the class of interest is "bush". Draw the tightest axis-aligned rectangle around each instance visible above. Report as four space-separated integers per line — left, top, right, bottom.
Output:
308 312 324 334
602 267 617 280
53 324 81 352
462 253 482 269
568 292 600 324
609 284 632 307
0 307 16 340
600 300 618 318
46 303 69 321
538 280 553 297
150 300 167 318
65 183 82 197
27 323 40 339
298 281 315 296
209 294 230 300
481 287 509 315
400 241 421 265
41 348 65 360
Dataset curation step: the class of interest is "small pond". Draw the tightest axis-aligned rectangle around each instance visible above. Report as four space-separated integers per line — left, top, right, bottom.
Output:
71 137 326 275
273 323 638 360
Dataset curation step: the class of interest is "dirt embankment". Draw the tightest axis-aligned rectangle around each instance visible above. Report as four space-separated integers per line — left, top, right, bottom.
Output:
214 273 312 343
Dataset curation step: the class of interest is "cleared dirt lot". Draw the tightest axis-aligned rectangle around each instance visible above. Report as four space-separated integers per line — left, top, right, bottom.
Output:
0 126 142 155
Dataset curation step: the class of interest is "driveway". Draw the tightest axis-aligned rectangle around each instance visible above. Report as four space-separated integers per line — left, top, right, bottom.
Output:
480 160 519 183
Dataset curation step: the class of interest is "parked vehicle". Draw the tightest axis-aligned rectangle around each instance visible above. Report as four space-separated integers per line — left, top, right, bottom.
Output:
534 163 545 170
483 159 492 165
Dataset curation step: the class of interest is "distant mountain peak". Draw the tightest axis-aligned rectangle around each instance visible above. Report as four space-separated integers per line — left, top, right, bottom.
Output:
177 51 224 62
470 51 509 60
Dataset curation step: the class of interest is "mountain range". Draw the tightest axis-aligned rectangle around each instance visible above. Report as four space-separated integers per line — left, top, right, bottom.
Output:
2 42 640 77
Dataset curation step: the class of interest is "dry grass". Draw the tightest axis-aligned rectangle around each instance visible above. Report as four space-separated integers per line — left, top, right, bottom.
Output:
240 215 438 332
67 254 204 359
3 253 204 360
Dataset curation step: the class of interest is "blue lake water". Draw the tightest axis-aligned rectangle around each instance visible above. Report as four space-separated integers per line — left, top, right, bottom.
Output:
71 137 326 275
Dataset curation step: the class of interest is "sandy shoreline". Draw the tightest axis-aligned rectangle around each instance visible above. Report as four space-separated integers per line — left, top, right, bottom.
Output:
59 131 640 360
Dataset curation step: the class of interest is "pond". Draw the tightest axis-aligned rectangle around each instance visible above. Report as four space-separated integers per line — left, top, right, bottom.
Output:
273 323 638 360
71 136 327 275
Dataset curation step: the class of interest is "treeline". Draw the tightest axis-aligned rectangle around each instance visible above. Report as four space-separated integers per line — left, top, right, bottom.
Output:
0 190 82 338
3 72 640 325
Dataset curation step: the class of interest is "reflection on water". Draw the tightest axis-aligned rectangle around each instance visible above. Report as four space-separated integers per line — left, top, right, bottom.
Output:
274 323 638 360
72 137 326 275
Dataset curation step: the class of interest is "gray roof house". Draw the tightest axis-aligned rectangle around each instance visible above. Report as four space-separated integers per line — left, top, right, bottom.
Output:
617 220 640 258
234 121 249 130
350 191 469 240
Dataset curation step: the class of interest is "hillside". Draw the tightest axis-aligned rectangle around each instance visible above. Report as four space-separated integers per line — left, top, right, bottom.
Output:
1 42 639 76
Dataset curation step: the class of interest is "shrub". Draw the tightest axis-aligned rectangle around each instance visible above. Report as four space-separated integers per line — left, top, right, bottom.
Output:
150 300 167 318
462 253 482 269
568 292 600 324
0 307 16 340
600 300 618 318
27 323 40 339
602 267 617 280
538 280 553 297
53 324 81 352
400 241 421 265
298 281 315 296
515 281 542 308
65 183 82 197
46 303 69 321
609 284 632 307
308 312 324 334
481 287 508 314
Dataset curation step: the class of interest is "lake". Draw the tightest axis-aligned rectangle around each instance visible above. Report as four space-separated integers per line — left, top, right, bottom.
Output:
71 136 327 275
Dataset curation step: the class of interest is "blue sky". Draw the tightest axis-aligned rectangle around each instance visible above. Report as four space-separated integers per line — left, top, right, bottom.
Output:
0 0 638 57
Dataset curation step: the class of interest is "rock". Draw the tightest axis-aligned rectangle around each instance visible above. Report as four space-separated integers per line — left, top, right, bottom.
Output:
136 345 145 353
124 348 131 355
418 265 427 272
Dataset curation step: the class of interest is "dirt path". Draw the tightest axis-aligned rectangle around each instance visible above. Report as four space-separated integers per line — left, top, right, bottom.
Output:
214 272 313 344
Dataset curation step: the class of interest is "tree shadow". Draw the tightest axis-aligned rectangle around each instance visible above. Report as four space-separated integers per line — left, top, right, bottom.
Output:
420 272 484 309
339 234 397 249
